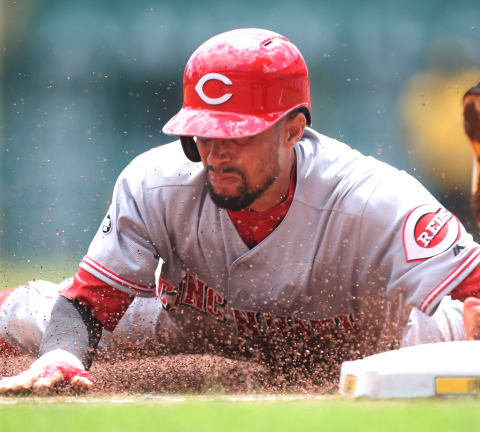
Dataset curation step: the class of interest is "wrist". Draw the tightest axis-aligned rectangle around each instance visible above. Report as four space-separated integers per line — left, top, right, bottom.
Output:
32 349 85 371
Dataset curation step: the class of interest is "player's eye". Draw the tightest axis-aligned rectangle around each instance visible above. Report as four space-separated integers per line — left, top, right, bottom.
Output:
194 137 208 145
195 136 254 146
230 136 254 146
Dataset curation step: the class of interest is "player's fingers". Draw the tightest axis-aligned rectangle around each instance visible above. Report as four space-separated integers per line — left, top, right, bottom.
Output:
32 370 65 393
463 296 480 340
71 374 93 391
0 350 90 394
0 366 92 394
32 364 93 393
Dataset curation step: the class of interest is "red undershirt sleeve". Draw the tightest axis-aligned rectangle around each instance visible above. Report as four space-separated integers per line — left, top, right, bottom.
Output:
61 267 134 332
451 264 480 302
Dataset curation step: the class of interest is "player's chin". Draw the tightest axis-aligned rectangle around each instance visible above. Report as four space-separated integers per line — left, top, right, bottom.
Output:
210 184 241 199
207 190 247 211
208 180 241 199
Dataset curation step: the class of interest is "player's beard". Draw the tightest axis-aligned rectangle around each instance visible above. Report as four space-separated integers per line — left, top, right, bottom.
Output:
206 147 280 211
206 166 278 211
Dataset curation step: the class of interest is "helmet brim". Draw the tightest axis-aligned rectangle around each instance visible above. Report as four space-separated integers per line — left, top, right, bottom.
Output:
162 106 291 139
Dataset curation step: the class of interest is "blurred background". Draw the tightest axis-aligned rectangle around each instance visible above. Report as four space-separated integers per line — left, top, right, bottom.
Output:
1 0 480 286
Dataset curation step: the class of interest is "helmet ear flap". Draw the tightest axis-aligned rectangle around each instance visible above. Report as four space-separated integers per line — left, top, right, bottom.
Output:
180 136 201 162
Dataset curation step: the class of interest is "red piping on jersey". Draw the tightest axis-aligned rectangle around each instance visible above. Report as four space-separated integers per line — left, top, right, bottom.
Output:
82 256 155 293
420 247 480 312
451 261 480 301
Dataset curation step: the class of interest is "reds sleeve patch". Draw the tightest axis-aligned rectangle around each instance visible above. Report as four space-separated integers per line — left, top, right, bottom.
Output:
403 204 460 262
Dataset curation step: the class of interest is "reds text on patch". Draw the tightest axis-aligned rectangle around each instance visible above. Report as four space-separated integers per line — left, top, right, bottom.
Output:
403 204 459 262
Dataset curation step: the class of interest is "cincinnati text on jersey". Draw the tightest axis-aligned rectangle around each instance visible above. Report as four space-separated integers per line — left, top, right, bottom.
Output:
157 273 355 340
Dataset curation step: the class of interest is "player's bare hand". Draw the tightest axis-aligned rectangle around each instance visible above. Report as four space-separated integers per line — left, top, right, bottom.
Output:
0 349 92 394
463 296 480 340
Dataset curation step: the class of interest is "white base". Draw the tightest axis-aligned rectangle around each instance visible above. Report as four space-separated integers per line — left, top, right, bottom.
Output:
339 341 480 398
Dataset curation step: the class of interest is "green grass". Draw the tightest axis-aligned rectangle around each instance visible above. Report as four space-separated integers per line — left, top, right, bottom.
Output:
1 397 480 432
0 260 79 289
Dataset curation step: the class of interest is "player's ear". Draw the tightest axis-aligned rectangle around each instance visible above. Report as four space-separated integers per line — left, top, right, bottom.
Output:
283 112 306 149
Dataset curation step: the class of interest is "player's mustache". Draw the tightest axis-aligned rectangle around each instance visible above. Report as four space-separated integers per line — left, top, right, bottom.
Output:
206 165 245 178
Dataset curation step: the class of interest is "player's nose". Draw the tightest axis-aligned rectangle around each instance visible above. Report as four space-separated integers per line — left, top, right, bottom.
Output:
205 139 234 165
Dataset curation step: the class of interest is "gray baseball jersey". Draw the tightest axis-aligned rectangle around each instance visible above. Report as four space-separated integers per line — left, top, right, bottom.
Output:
79 127 480 355
0 280 465 356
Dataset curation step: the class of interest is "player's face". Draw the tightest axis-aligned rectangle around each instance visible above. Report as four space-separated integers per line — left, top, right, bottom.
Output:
196 121 288 211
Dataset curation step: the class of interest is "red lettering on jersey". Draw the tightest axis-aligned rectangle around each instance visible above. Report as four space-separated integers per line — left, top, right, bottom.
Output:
309 317 336 333
336 315 355 334
206 288 226 321
264 313 289 334
235 309 355 340
159 273 226 322
414 208 450 247
233 308 261 338
292 317 309 334
182 274 207 311
158 278 182 310
403 204 460 262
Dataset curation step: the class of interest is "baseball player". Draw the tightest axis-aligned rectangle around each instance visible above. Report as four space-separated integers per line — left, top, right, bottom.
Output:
461 83 480 340
1 28 480 393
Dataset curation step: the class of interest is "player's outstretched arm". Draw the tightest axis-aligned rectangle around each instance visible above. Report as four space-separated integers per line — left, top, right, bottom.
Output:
0 296 102 394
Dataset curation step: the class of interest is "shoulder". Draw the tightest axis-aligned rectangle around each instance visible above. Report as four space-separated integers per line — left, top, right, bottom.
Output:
117 140 205 191
295 128 412 215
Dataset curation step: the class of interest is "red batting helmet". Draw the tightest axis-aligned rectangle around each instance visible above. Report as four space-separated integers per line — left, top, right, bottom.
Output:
162 28 312 162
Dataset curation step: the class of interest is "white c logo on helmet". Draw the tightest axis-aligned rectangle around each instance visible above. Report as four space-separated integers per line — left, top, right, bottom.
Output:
195 73 233 105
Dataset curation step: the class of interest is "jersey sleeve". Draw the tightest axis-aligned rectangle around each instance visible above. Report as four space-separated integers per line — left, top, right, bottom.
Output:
450 264 480 301
61 268 134 332
79 159 160 297
358 167 480 316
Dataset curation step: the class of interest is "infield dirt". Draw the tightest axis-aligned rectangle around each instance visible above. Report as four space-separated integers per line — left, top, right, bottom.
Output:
0 353 337 395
